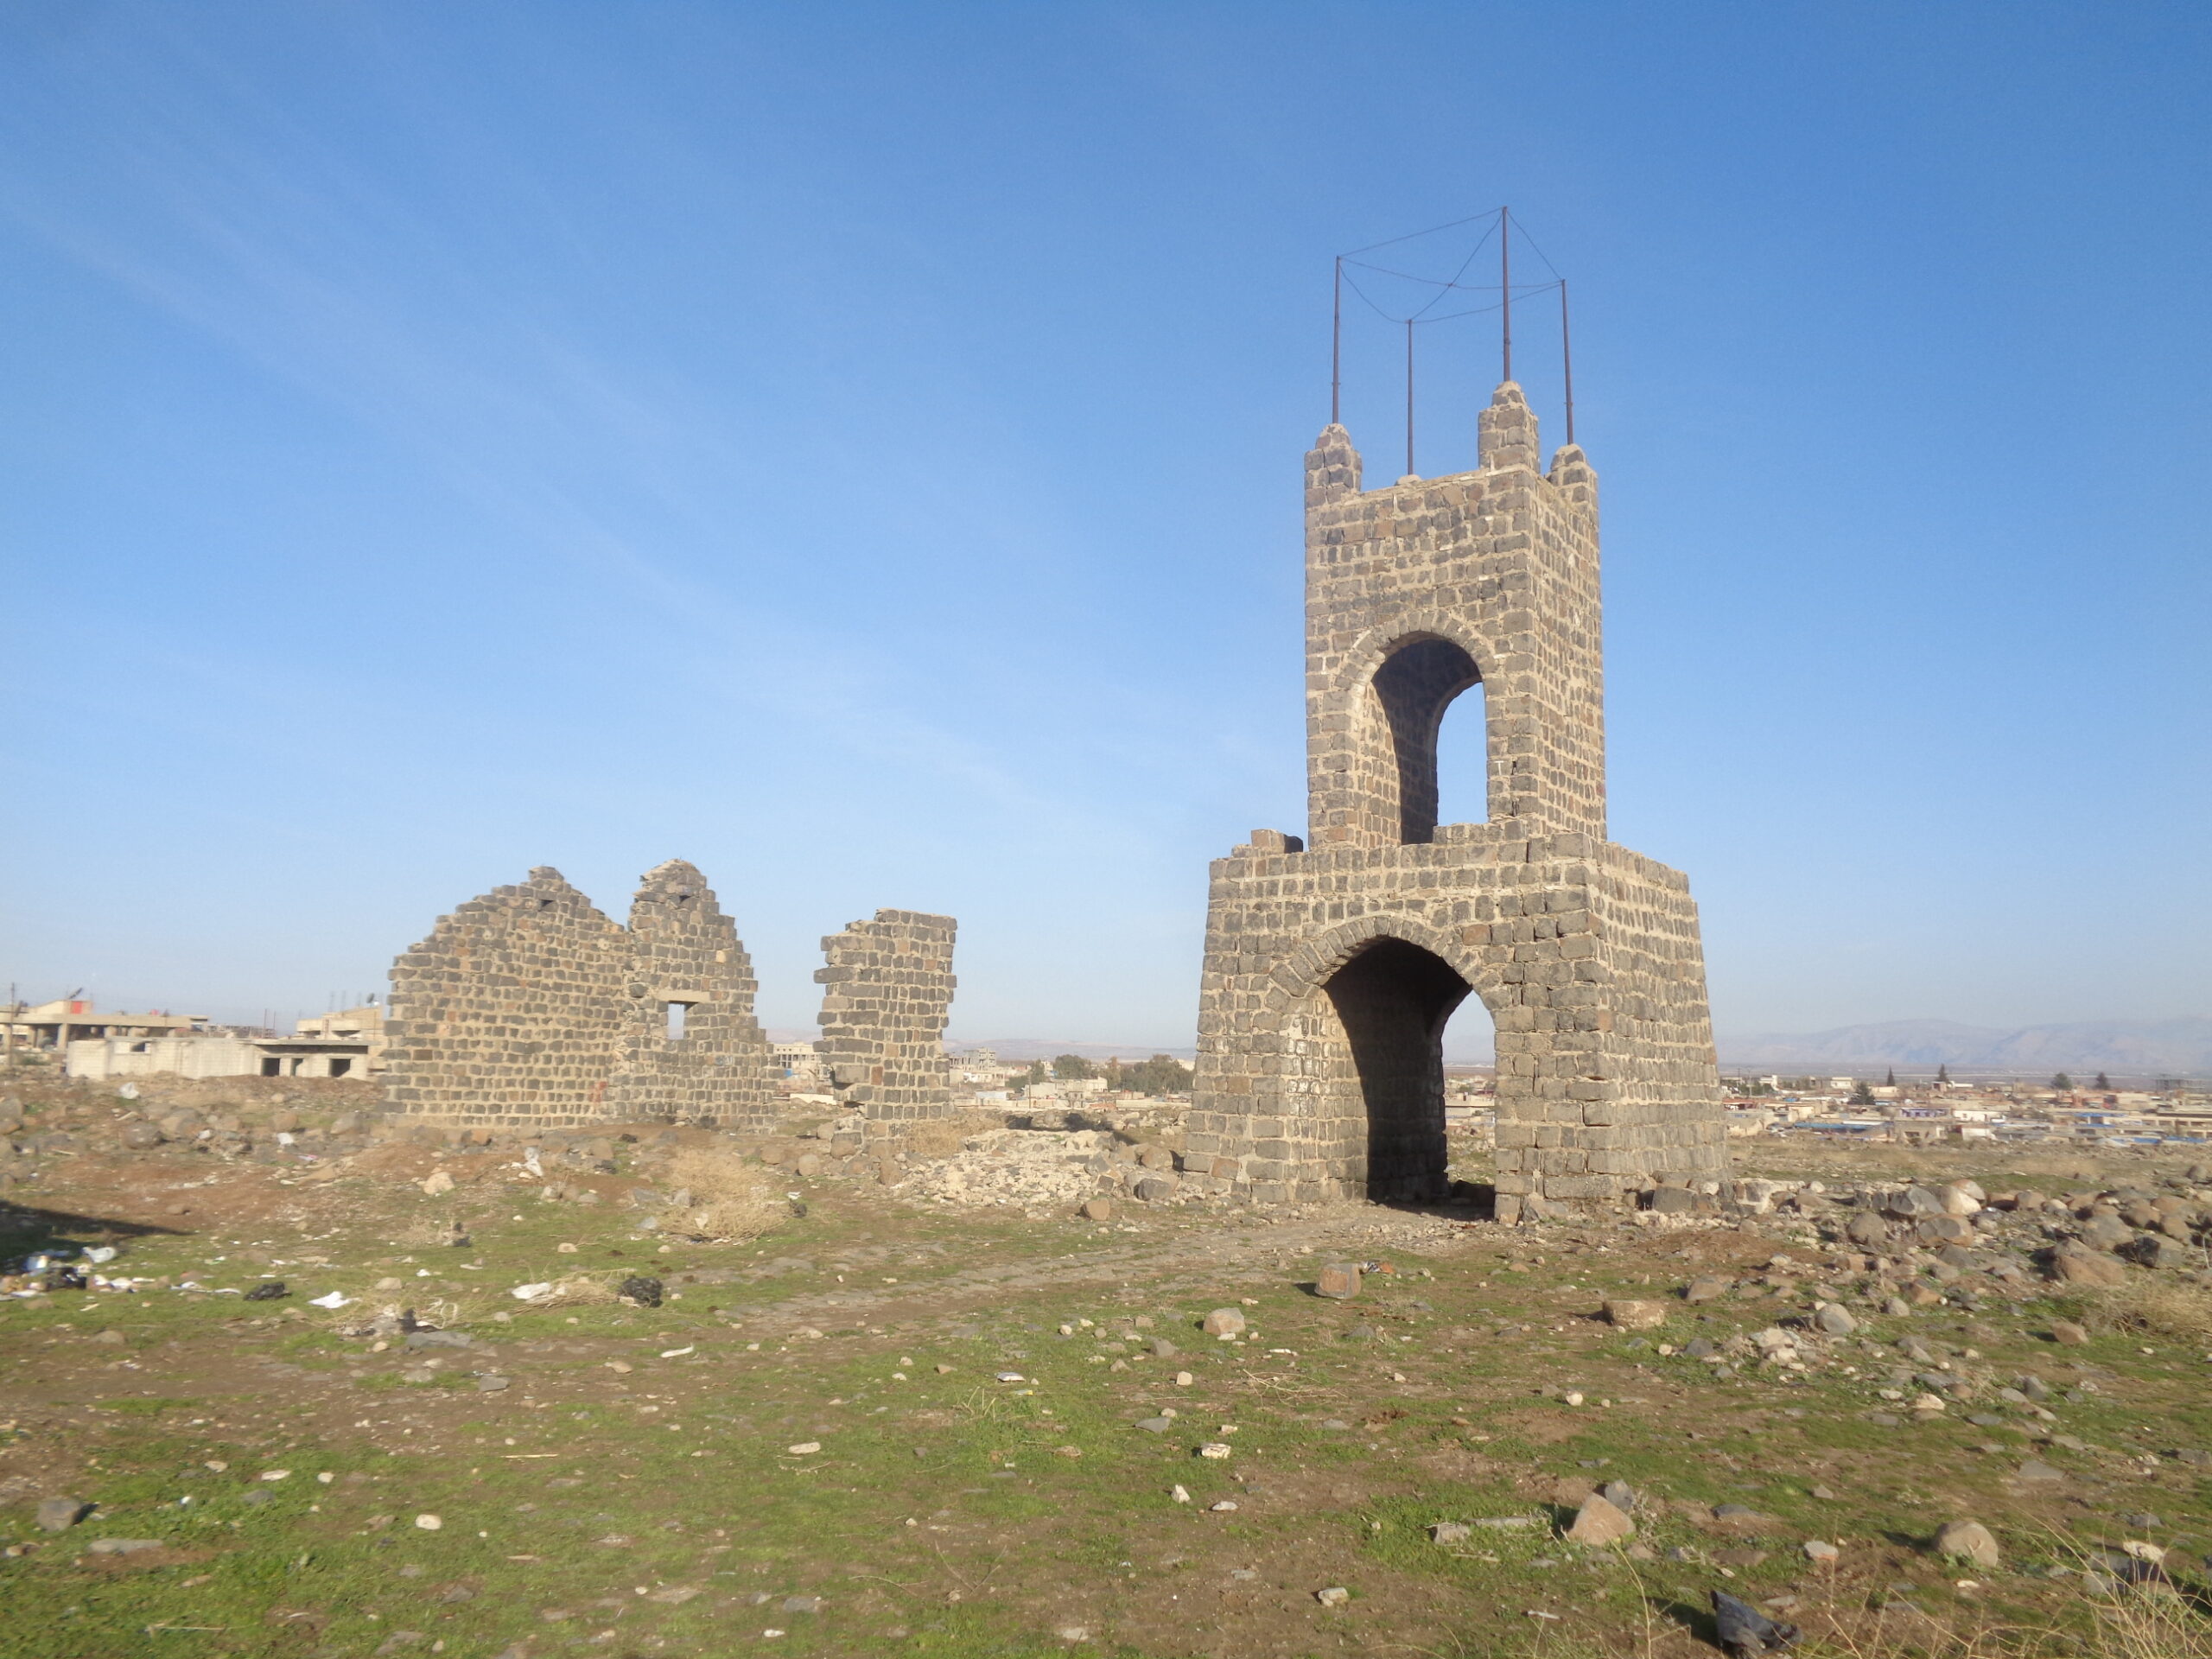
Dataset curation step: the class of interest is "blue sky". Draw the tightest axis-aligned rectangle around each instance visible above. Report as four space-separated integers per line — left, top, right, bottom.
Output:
2 3 2205 1053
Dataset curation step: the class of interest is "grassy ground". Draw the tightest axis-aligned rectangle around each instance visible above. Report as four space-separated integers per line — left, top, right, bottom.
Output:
3 1130 2211 1657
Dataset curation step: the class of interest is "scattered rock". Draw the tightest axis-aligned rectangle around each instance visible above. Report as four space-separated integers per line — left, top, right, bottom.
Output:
2126 1236 2197 1271
245 1281 289 1302
1315 1263 1362 1300
1565 1492 1634 1546
1934 1519 2001 1567
2014 1461 2064 1484
86 1538 162 1556
2050 1320 2089 1346
1200 1307 1246 1338
1881 1186 1948 1220
414 1513 442 1530
419 1170 454 1197
2050 1246 2127 1287
1683 1274 1732 1303
1078 1198 1114 1222
35 1497 91 1533
475 1375 511 1392
618 1275 663 1307
1812 1304 1856 1336
1845 1213 1891 1249
1430 1522 1471 1543
1315 1586 1350 1608
1135 1176 1176 1203
1603 1299 1664 1330
1802 1540 1840 1562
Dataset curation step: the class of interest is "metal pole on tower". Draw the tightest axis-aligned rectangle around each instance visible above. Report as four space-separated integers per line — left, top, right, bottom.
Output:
1331 257 1343 426
1405 319 1415 477
1500 206 1513 384
1560 279 1576 448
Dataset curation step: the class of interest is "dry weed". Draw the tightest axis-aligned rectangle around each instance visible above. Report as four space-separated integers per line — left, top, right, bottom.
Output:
1777 1529 2212 1659
530 1274 620 1309
2085 1275 2212 1344
2086 1580 2212 1659
657 1147 785 1243
393 1217 470 1249
900 1110 1003 1161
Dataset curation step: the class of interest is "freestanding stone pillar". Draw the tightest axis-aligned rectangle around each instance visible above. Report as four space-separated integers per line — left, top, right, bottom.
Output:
815 910 957 1122
1187 384 1727 1219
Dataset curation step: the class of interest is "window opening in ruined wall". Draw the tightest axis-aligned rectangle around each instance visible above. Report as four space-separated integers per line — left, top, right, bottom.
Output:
665 1001 689 1040
1370 635 1483 843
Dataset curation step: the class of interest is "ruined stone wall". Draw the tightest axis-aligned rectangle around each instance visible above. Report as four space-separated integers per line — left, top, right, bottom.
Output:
383 868 630 1127
1192 383 1726 1216
605 860 776 1129
815 910 957 1122
384 861 780 1129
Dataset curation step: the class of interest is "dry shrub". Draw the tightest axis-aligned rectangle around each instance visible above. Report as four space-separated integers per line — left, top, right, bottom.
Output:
2086 1275 2212 1344
658 1147 785 1243
530 1274 619 1309
900 1110 1003 1162
394 1217 470 1249
2087 1582 2212 1659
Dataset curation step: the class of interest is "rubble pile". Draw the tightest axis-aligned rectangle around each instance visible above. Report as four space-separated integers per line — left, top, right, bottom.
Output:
1638 1170 2212 1296
902 1128 1116 1212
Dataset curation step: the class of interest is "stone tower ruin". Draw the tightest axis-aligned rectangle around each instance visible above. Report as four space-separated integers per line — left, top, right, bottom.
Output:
1187 383 1726 1219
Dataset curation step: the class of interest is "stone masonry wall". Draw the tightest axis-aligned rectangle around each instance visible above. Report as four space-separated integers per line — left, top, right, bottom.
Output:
815 910 957 1122
1305 384 1607 847
382 868 631 1128
1191 382 1726 1216
385 861 779 1129
605 859 777 1129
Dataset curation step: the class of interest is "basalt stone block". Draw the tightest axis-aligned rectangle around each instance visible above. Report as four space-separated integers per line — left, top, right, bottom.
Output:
1315 1263 1363 1300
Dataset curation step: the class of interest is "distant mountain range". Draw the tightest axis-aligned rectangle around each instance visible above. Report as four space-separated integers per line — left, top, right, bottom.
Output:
1717 1018 2212 1074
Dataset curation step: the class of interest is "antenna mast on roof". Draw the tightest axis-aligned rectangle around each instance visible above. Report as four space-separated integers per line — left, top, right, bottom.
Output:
1499 206 1512 384
1331 257 1343 426
1404 321 1415 477
1560 278 1575 446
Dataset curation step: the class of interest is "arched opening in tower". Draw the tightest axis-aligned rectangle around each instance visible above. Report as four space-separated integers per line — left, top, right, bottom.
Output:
1370 636 1482 843
1433 678 1489 831
1323 937 1472 1202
